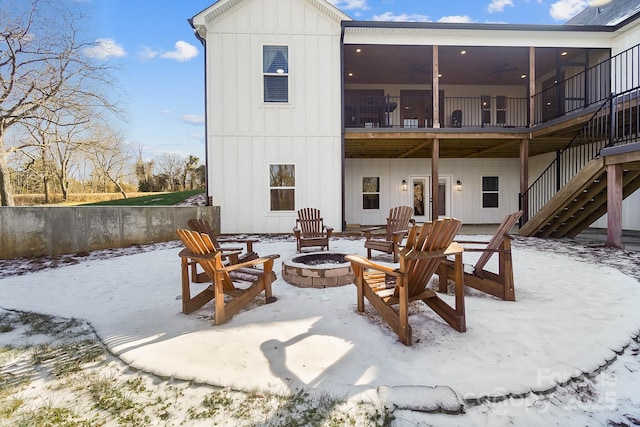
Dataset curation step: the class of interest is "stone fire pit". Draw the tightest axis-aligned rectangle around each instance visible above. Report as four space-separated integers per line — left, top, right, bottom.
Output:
282 252 354 288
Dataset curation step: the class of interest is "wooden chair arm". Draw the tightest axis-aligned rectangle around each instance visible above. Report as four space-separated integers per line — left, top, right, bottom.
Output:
224 254 280 272
325 226 333 238
345 254 403 277
399 242 464 260
217 246 244 252
362 226 384 239
178 248 242 261
217 237 257 252
455 240 490 245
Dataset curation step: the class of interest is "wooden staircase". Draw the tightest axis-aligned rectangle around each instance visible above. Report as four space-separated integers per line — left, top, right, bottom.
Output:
520 157 640 238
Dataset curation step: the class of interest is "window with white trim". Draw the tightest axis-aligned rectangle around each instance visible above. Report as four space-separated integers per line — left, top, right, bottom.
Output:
362 177 380 210
270 164 295 211
263 46 288 103
482 176 499 208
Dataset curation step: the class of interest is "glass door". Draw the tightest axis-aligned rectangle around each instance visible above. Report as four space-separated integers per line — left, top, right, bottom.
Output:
411 177 428 222
411 176 451 221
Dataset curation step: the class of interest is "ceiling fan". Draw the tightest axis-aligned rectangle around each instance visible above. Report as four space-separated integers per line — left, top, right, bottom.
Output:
493 62 518 77
406 62 430 79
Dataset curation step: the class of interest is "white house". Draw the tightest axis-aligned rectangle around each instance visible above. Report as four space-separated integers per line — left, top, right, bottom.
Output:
190 0 640 244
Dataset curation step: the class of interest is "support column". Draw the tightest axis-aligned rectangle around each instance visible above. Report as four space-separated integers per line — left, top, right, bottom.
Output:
433 46 440 128
606 164 623 248
431 139 439 221
529 47 536 127
519 138 529 222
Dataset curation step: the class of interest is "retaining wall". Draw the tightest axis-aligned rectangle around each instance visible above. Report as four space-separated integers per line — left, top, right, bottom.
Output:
0 206 220 259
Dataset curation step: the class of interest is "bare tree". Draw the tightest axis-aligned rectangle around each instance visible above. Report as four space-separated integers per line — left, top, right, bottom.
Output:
0 0 120 206
85 126 134 199
134 144 156 192
181 155 200 190
157 152 184 191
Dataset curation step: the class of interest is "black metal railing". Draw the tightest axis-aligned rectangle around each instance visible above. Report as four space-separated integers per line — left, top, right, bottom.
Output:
532 44 640 125
444 97 528 128
520 86 640 223
344 95 528 129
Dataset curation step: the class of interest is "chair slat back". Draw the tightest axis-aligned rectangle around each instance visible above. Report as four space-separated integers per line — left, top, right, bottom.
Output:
187 219 221 250
176 229 235 291
297 208 323 237
473 210 523 271
401 218 462 297
385 206 413 240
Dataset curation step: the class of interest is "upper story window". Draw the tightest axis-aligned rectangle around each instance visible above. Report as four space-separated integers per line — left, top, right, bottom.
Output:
270 164 295 211
263 46 288 103
482 176 499 208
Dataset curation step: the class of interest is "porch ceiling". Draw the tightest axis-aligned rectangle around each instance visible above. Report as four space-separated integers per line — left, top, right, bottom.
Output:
345 45 569 86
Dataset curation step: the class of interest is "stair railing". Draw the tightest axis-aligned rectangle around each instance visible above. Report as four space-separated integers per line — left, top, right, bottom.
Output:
521 85 640 224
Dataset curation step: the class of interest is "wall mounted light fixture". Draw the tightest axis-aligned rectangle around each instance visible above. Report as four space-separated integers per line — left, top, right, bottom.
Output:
402 179 408 191
456 180 462 191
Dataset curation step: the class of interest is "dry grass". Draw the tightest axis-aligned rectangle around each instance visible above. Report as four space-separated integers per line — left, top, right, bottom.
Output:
13 193 169 206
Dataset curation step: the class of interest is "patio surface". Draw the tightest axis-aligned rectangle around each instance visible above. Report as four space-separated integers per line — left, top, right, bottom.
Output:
1 231 639 413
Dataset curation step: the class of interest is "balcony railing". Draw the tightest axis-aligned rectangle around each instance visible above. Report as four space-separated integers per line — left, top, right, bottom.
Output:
532 44 640 124
344 95 528 129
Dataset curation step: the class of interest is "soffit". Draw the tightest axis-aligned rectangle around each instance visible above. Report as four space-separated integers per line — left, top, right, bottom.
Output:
343 26 614 48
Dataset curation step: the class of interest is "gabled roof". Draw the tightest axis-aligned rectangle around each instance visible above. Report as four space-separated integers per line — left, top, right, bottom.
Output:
192 0 350 25
566 0 640 26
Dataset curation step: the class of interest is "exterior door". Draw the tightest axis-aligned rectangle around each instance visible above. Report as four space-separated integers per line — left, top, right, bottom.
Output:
411 176 451 221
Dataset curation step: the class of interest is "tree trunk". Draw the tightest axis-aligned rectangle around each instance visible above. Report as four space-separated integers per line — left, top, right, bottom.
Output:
0 142 16 206
43 176 50 204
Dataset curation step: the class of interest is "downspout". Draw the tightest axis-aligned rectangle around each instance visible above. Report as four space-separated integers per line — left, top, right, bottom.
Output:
188 18 210 206
340 24 346 231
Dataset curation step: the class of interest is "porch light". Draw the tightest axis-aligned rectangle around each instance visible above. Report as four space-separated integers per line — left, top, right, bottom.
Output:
521 74 527 79
460 50 466 55
561 51 568 56
348 72 353 77
402 180 408 191
355 48 362 53
456 180 462 191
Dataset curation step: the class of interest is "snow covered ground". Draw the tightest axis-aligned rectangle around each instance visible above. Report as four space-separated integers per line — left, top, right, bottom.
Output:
1 233 639 426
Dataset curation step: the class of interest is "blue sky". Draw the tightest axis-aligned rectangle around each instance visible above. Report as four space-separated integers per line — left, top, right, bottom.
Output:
77 0 598 162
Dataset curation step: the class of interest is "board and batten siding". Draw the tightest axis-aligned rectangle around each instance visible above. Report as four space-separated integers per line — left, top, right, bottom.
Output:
345 158 521 226
194 0 348 233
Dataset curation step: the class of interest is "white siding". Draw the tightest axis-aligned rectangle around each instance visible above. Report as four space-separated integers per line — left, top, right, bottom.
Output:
195 0 345 233
345 158 520 226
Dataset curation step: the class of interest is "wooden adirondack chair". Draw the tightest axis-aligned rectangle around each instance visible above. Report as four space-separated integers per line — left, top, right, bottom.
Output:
346 218 466 346
188 218 258 265
293 208 333 252
438 210 523 301
176 229 278 325
363 206 415 262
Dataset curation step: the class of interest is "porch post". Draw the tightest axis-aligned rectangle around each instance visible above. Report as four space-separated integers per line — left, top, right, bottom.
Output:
432 138 439 221
529 47 535 127
606 164 623 248
519 138 529 223
433 45 440 128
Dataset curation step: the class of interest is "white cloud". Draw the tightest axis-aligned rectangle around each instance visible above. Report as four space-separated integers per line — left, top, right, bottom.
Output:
438 15 474 23
160 41 199 62
188 132 205 141
327 0 368 11
83 38 126 59
487 0 514 13
182 114 205 125
549 0 589 21
373 12 430 22
139 46 159 60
